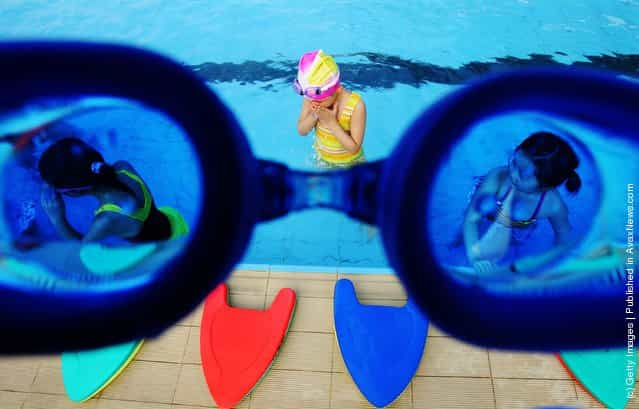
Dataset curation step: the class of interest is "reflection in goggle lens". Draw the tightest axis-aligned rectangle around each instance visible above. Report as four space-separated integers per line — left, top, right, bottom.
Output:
0 97 203 292
427 111 637 289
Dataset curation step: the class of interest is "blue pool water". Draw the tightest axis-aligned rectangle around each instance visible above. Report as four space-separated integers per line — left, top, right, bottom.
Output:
1 1 638 272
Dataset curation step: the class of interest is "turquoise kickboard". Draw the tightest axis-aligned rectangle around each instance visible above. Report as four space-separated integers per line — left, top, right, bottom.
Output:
64 239 151 401
80 243 157 275
560 348 637 409
334 278 428 408
62 340 144 402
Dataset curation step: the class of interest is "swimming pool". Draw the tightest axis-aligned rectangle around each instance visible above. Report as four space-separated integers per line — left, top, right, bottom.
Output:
2 1 638 272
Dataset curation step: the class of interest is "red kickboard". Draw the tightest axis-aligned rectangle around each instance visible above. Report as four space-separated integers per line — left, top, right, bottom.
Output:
200 284 296 409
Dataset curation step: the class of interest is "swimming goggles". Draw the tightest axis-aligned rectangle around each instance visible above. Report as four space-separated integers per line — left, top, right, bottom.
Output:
293 78 335 99
0 42 636 353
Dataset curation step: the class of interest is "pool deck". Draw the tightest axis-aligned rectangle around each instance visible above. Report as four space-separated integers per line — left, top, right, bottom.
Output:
0 269 626 409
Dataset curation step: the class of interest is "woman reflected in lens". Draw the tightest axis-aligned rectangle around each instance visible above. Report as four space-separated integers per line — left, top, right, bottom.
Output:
38 137 188 243
463 132 581 275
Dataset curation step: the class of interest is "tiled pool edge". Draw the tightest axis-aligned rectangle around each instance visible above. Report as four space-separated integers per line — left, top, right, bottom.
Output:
237 263 394 275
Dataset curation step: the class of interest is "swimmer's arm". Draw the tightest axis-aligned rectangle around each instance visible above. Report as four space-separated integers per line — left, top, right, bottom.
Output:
50 216 83 241
328 101 366 154
463 168 505 260
83 212 140 243
40 185 83 240
463 215 480 261
297 99 318 136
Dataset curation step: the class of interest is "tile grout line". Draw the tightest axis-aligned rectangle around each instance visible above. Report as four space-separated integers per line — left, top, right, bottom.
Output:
179 327 192 364
100 395 211 405
171 327 192 406
487 350 498 409
329 274 336 409
29 359 42 393
480 376 579 381
172 363 185 406
135 358 190 365
570 378 580 404
328 328 335 409
264 266 271 309
410 379 415 409
57 393 179 407
412 374 575 381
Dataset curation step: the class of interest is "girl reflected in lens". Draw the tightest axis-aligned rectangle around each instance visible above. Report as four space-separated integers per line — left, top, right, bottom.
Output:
462 132 581 275
38 137 188 243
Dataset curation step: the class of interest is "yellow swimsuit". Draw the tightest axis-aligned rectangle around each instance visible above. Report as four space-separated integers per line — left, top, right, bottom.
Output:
313 91 364 166
94 169 189 240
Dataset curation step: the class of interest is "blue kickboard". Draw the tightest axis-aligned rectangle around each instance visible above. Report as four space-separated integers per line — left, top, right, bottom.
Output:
333 279 429 408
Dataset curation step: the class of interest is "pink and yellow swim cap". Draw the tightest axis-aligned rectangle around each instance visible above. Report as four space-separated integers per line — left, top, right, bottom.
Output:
295 50 340 101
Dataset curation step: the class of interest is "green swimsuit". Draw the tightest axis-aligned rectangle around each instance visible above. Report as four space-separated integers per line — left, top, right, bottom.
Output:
94 169 188 241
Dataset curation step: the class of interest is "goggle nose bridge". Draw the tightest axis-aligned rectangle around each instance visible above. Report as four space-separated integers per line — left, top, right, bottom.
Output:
257 159 382 225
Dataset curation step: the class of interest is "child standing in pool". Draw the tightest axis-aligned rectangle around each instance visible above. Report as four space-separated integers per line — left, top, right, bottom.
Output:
295 50 367 168
463 132 581 274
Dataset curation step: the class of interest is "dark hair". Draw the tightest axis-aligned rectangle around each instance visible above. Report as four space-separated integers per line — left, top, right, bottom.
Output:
37 137 116 189
516 131 581 193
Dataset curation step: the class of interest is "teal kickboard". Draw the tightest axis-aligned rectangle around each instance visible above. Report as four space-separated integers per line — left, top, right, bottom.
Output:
80 242 157 275
560 348 637 409
62 340 144 402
